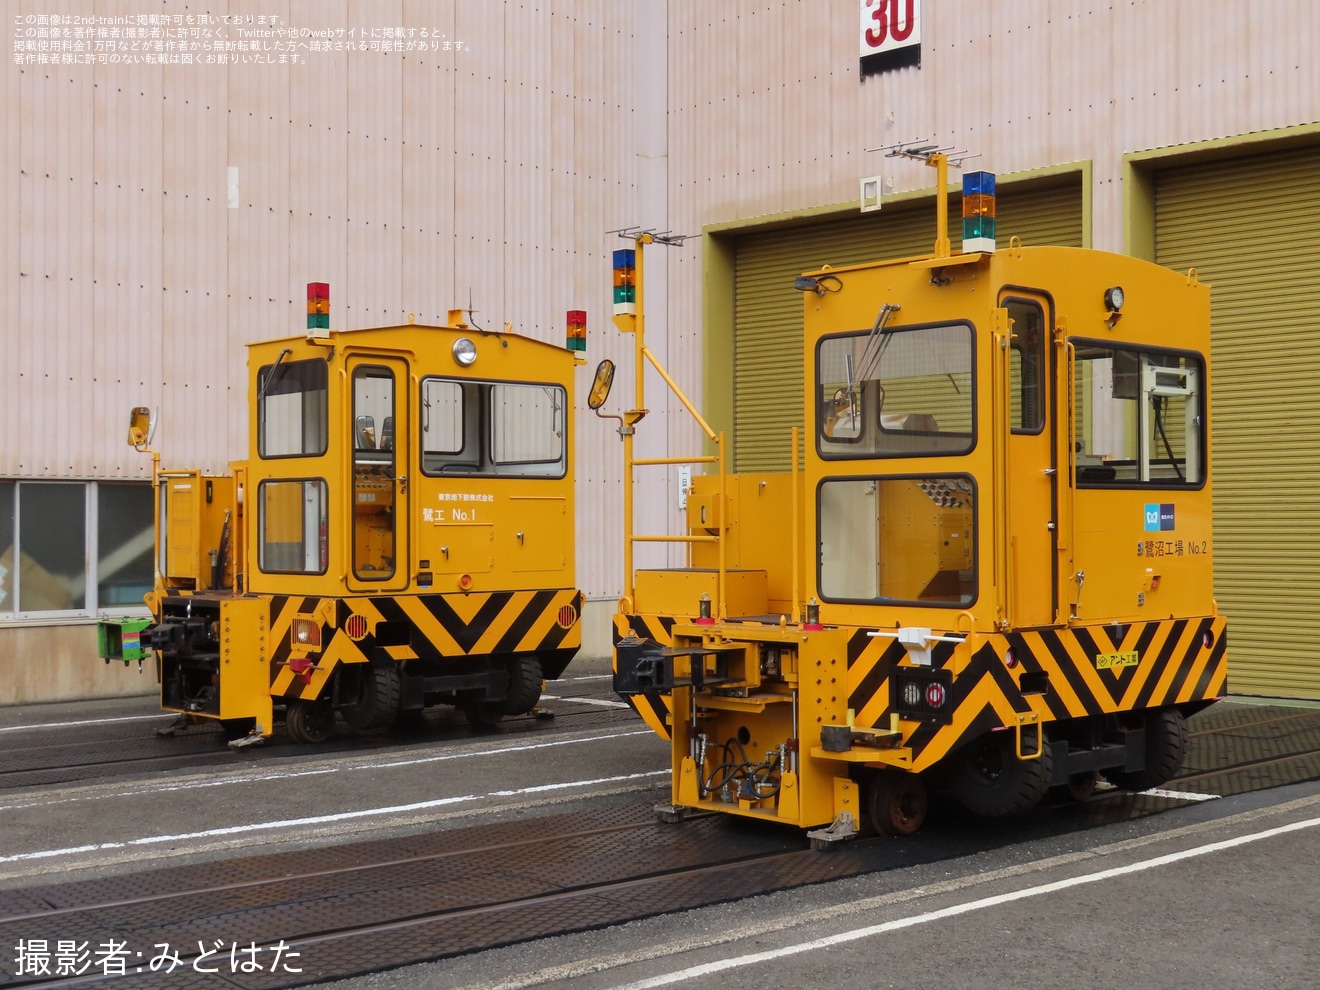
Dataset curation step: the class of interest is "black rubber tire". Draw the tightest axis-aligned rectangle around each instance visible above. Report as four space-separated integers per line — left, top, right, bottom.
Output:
1106 708 1188 791
948 732 1053 817
285 698 335 744
460 694 504 728
1065 770 1100 801
501 656 543 715
339 662 402 731
868 770 928 836
460 656 545 727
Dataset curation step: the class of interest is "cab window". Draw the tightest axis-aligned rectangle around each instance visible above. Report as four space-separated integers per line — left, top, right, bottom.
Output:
1071 342 1205 486
1006 299 1046 434
257 479 327 573
818 475 976 606
258 358 328 458
818 322 974 458
421 378 566 478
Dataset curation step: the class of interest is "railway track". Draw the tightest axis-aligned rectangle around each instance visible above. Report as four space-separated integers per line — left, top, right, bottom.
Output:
0 702 1316 988
0 688 632 791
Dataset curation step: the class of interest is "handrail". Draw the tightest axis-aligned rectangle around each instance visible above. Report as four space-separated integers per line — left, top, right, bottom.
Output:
634 455 718 467
613 232 729 617
643 346 717 441
790 427 801 624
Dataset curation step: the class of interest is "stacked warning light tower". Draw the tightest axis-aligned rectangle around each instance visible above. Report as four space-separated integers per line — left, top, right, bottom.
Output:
595 148 1227 844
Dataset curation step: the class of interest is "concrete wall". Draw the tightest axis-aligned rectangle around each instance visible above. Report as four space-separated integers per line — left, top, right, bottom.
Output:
0 624 154 704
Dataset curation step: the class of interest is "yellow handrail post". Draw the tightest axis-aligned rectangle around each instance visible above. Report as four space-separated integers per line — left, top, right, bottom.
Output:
926 152 951 259
610 229 727 620
791 427 801 624
717 431 727 619
623 422 635 606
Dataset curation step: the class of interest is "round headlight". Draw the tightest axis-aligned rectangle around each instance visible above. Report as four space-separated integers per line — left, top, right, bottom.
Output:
452 337 477 367
1104 285 1125 312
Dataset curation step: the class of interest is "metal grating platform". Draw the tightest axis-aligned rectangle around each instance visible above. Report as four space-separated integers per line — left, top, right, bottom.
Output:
0 703 1316 988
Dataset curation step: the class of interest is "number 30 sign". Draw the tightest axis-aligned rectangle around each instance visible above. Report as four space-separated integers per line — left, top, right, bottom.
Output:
860 0 922 59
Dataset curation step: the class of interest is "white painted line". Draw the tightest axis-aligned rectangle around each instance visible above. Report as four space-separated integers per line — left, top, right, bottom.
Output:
605 814 1320 990
0 769 670 865
1143 787 1220 802
0 795 476 864
490 770 667 797
542 694 633 709
0 729 657 813
368 729 654 769
0 714 173 733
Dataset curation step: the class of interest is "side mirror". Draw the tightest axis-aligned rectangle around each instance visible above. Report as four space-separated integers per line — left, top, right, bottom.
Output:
588 359 616 410
127 407 151 447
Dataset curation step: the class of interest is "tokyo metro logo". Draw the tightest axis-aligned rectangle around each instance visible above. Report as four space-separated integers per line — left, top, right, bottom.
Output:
1144 503 1175 532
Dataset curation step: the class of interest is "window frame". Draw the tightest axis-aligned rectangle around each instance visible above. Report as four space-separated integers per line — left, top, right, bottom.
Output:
816 472 979 608
256 477 330 576
1070 338 1208 491
816 320 978 461
257 356 329 460
0 479 154 623
419 375 568 480
1003 296 1048 437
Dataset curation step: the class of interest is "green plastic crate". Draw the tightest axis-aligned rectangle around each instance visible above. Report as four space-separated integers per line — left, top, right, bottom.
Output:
97 618 153 664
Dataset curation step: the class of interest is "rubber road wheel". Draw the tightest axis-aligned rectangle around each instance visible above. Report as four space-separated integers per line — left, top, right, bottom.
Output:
869 770 928 836
1065 770 1099 801
949 732 1053 817
1107 708 1188 791
340 662 402 731
285 698 335 744
501 656 543 715
460 695 504 728
460 656 545 726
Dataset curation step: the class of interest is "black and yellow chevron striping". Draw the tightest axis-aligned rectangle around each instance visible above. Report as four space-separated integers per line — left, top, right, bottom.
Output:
844 615 1227 769
269 589 583 700
615 612 1226 763
613 613 678 740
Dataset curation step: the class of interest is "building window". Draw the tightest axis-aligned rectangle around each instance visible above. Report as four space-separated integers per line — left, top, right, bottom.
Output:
97 483 155 607
0 480 153 619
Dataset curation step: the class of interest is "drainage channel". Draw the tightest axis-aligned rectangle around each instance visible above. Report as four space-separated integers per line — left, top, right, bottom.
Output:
1 703 1317 989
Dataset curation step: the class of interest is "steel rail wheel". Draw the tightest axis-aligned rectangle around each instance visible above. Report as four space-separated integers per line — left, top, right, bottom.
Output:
285 698 335 744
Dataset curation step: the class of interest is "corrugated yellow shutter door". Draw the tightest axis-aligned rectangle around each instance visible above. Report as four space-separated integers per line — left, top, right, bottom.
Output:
1155 144 1320 699
733 178 1084 472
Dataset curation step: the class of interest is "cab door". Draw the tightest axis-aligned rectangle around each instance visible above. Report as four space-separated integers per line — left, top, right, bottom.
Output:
1000 292 1057 627
347 357 409 593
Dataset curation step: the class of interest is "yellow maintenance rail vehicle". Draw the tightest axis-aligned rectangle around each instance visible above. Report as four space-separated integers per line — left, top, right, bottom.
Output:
600 149 1226 844
101 286 586 746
